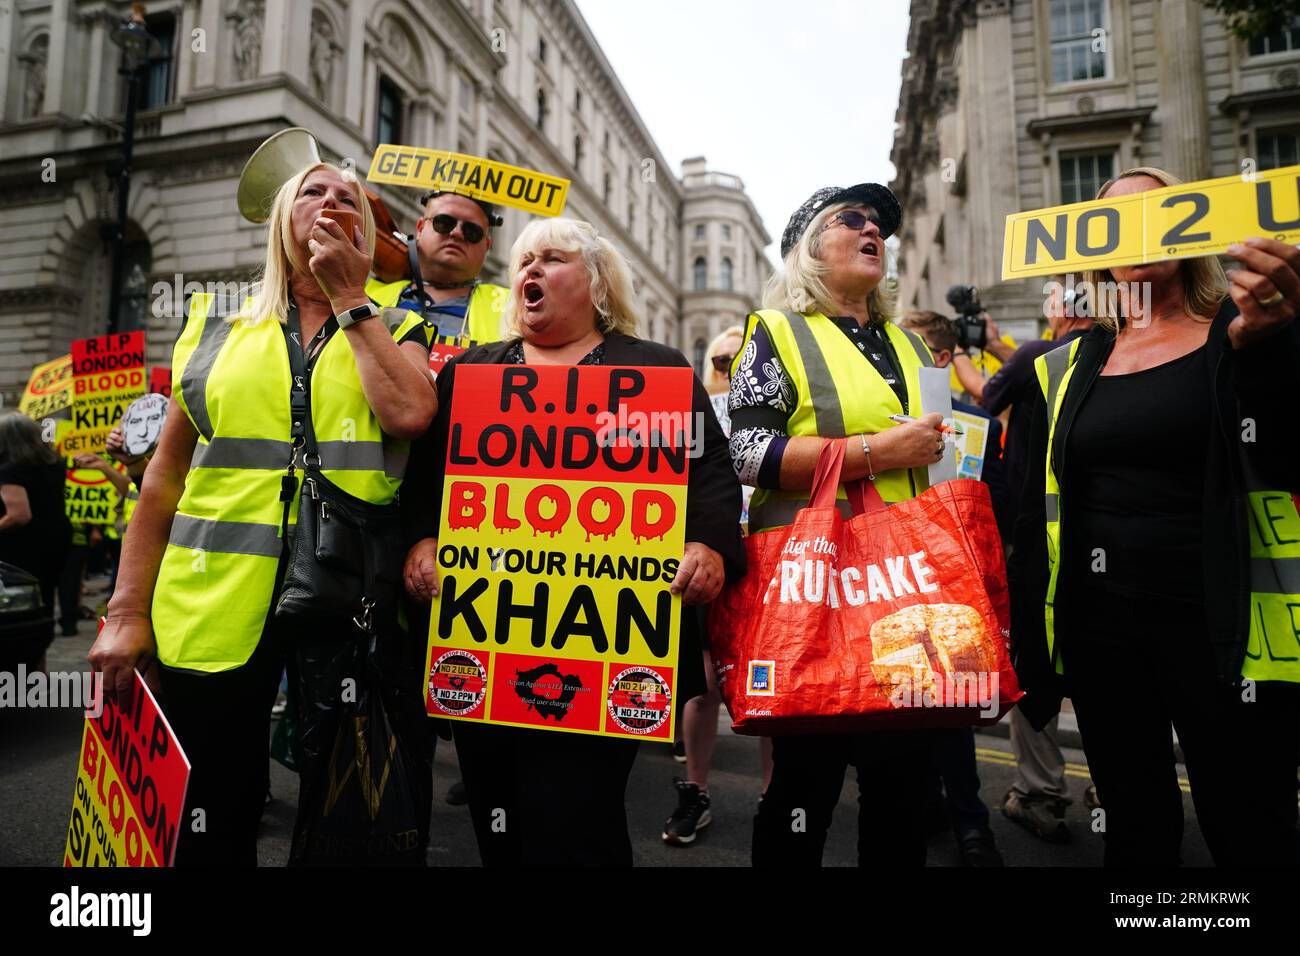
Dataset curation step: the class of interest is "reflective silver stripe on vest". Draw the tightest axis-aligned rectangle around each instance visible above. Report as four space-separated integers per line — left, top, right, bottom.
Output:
316 440 406 478
168 514 281 557
1041 341 1076 413
783 311 846 437
180 299 233 442
188 436 403 478
1045 492 1059 523
191 437 293 470
748 496 855 531
1252 556 1300 596
897 327 936 368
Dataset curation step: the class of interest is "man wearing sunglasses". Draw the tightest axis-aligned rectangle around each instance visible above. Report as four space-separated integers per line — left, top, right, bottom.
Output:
366 190 509 373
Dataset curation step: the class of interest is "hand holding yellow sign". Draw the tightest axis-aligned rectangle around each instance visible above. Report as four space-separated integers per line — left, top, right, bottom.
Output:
367 145 569 217
1002 164 1300 280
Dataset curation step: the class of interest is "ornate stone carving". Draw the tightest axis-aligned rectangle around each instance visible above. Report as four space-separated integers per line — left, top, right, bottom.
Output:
1276 68 1299 89
19 35 49 119
936 65 960 113
227 0 265 82
1076 95 1095 115
310 9 341 103
382 15 414 71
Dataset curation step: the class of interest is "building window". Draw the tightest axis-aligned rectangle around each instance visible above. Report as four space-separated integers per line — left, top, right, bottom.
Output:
722 224 732 241
535 88 547 131
721 257 734 291
460 74 473 113
574 88 582 112
602 171 611 203
1258 127 1300 170
573 135 584 170
694 223 705 241
693 256 708 290
1249 16 1300 55
377 76 404 145
603 129 610 151
627 200 635 232
693 337 707 376
134 11 176 110
1048 0 1110 84
1059 149 1114 204
538 35 547 63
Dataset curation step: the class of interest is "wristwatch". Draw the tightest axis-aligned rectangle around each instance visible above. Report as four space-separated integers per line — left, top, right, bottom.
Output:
337 301 379 329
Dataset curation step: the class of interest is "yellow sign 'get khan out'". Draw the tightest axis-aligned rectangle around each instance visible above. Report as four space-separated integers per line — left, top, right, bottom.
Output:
1002 163 1300 280
367 145 569 217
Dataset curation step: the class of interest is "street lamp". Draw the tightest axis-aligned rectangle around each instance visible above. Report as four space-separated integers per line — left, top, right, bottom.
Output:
105 3 162 334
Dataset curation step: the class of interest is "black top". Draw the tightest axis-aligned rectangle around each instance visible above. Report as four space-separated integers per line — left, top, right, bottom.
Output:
0 460 72 575
1007 299 1300 729
981 328 1089 535
1061 345 1210 603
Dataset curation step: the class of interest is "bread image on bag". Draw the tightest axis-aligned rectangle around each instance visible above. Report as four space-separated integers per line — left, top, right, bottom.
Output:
867 603 994 693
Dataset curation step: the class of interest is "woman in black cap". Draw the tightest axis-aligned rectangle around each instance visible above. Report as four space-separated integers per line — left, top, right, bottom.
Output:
728 183 948 867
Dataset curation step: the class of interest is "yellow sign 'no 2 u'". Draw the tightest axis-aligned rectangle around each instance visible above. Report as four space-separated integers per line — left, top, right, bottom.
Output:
1002 163 1300 280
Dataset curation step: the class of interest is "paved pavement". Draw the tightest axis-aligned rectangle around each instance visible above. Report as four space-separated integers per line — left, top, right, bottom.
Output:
2 620 1217 867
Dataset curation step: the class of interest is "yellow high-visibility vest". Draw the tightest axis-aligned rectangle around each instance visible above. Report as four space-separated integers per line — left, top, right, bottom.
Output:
1035 339 1300 683
151 293 425 672
365 277 507 349
737 309 934 533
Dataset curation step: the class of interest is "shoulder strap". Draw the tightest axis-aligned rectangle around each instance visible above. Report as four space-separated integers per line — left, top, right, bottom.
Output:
282 304 318 468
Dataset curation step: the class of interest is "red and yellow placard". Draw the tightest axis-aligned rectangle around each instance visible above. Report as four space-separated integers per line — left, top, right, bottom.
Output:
19 354 74 419
65 332 146 456
425 365 693 739
65 667 191 867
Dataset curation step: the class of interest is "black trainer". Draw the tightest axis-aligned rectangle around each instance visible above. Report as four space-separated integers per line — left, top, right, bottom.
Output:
663 778 712 846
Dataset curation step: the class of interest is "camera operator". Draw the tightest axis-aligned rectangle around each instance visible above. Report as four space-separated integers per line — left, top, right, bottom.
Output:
946 285 1017 402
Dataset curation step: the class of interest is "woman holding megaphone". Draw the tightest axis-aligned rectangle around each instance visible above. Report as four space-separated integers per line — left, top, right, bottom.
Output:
89 131 437 866
1009 165 1300 867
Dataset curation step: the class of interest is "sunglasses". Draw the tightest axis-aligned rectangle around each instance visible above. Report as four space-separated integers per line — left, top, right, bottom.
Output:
711 353 737 373
820 210 881 234
427 214 488 244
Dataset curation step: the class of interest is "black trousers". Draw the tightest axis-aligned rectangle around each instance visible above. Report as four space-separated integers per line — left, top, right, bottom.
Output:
453 721 640 867
931 726 991 837
58 544 88 632
157 626 285 867
752 729 935 867
1061 584 1300 867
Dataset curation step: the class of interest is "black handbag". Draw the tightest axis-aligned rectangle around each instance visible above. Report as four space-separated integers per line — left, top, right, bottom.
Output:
273 307 404 631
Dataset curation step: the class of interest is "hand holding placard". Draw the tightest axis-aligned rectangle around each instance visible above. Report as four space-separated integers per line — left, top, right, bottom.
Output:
1224 236 1300 349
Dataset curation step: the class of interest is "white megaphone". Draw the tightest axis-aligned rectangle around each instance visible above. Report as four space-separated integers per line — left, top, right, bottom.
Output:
236 127 322 223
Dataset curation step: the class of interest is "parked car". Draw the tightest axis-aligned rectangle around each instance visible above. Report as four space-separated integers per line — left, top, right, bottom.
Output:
0 560 55 672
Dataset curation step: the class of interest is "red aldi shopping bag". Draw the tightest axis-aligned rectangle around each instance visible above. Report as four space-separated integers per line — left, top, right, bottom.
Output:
709 440 1020 734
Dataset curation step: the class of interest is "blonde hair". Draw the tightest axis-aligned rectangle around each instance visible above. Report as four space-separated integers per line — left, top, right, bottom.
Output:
241 162 376 327
704 324 745 392
762 200 898 324
1083 166 1228 332
503 217 641 337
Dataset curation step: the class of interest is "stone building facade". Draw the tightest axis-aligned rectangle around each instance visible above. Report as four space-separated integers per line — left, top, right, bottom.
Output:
890 0 1300 339
0 0 770 403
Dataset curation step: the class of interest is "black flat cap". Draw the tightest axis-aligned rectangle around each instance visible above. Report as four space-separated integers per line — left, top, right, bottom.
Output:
779 183 901 258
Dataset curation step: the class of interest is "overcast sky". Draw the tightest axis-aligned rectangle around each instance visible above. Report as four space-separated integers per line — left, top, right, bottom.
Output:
574 0 912 257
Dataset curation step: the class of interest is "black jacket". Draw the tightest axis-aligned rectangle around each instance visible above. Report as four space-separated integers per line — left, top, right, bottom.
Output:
1007 302 1300 729
402 331 747 704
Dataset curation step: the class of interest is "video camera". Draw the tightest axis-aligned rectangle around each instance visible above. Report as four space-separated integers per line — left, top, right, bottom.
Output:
946 284 988 351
